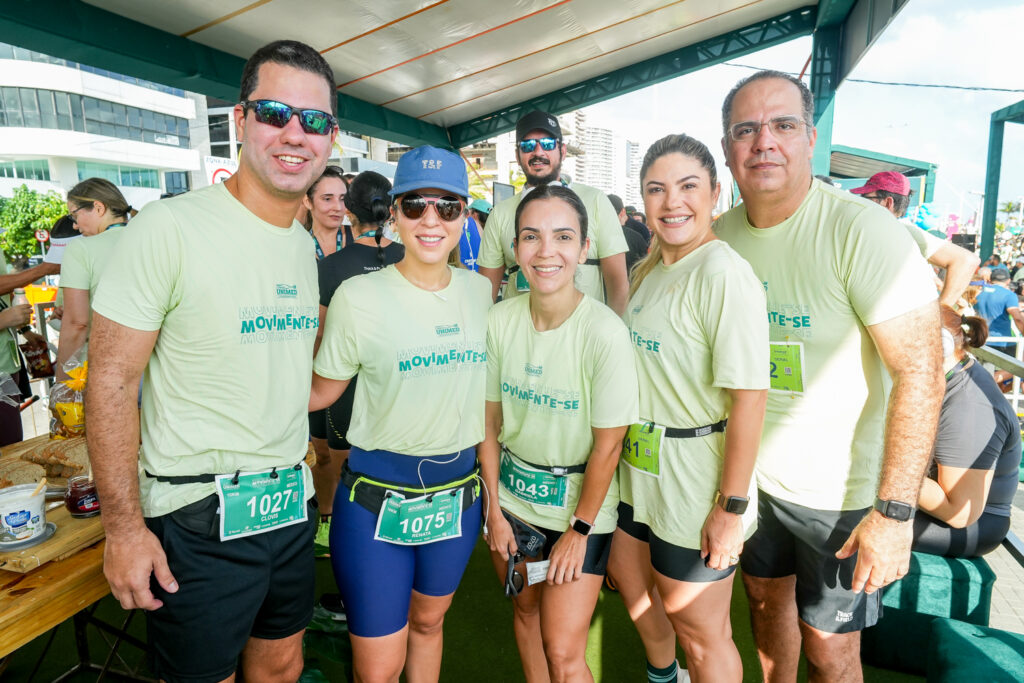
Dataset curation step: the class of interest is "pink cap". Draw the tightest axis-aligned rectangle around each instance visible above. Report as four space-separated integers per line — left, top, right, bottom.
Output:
851 171 910 196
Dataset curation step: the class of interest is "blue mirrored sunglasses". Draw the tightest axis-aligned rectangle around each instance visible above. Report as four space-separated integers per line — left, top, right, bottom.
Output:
518 138 558 153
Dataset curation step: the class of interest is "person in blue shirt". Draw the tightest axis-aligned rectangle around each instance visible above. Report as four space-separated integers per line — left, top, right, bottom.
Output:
458 199 491 271
973 268 1023 355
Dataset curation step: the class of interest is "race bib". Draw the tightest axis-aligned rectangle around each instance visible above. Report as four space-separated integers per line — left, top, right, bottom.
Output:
215 466 307 541
622 422 663 476
500 450 568 508
373 489 463 546
769 342 804 393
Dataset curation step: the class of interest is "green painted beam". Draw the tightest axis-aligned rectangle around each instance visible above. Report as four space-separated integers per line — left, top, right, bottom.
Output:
981 118 1006 260
816 0 857 28
830 144 937 174
447 6 818 148
0 0 450 148
810 25 840 175
992 98 1024 124
837 0 909 83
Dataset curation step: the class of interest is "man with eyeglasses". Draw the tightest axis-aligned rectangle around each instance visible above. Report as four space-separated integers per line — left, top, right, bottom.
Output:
87 40 336 682
715 70 943 682
478 110 629 314
851 171 980 308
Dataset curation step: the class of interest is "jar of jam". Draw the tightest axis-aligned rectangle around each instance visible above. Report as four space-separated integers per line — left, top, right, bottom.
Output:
65 476 100 518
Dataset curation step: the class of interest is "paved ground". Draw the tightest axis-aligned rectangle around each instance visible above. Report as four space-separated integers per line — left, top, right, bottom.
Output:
987 483 1024 633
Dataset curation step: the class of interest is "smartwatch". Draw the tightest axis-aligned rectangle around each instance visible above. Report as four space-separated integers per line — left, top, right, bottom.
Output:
17 326 31 335
569 514 593 537
874 498 916 522
714 491 749 515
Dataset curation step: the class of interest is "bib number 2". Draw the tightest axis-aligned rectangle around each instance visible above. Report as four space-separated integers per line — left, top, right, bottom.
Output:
215 466 307 541
769 342 804 393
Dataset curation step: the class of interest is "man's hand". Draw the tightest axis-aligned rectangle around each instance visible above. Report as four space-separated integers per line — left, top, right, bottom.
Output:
0 304 32 329
835 509 912 594
104 527 179 610
700 505 744 571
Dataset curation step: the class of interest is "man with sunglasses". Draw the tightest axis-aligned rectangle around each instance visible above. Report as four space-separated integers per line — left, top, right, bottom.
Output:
715 71 943 682
478 111 629 314
87 40 337 683
851 171 980 308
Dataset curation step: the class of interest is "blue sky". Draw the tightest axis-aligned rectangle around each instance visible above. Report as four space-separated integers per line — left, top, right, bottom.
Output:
584 0 1024 224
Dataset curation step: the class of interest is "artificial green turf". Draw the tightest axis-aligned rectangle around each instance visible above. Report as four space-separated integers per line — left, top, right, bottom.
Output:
5 538 925 682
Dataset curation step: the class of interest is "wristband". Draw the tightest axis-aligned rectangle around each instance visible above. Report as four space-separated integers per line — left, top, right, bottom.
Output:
17 326 31 335
874 498 916 522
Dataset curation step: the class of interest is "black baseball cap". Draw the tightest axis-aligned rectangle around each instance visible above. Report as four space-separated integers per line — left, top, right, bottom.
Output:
516 110 561 141
992 268 1011 282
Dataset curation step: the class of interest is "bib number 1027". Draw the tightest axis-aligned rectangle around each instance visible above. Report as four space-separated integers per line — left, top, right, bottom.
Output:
215 466 307 541
245 490 290 518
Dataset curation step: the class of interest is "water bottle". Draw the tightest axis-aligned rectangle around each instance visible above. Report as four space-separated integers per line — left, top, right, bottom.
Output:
12 288 28 307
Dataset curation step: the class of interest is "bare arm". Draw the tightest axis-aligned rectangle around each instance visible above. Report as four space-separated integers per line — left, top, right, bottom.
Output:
918 466 994 529
479 266 504 303
87 312 178 610
314 304 327 357
479 401 515 559
600 253 628 316
547 424 625 584
702 388 767 570
837 301 943 593
928 243 980 308
309 372 350 412
0 261 59 295
1009 306 1024 336
54 287 89 379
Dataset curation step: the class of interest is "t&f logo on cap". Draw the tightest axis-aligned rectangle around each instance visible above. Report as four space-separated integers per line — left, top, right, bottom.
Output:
389 145 468 198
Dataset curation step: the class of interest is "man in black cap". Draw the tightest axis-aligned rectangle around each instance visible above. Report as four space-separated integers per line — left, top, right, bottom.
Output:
478 110 629 314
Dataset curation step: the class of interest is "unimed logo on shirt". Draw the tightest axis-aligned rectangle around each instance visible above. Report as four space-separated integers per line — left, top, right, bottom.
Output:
276 283 298 298
524 363 543 376
435 323 461 337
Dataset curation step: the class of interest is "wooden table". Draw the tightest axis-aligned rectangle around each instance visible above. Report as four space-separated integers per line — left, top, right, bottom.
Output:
0 540 109 658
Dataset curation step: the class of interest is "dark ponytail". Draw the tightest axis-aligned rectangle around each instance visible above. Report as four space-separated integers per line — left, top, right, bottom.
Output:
940 305 989 356
344 172 392 264
962 315 988 348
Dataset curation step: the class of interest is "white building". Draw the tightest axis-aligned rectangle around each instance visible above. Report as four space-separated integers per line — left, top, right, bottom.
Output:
0 42 202 209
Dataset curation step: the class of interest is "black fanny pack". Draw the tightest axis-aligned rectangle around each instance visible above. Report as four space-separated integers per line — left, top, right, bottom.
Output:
341 461 480 516
502 446 587 476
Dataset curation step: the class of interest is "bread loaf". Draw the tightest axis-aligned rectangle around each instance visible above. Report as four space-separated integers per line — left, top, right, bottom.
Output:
22 436 89 478
0 459 46 488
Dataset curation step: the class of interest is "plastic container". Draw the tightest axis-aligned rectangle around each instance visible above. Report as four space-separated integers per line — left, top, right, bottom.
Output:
65 476 100 518
0 483 46 543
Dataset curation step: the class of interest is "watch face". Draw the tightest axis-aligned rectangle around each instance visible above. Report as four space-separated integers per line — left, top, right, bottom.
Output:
572 518 592 535
887 502 913 521
725 497 748 515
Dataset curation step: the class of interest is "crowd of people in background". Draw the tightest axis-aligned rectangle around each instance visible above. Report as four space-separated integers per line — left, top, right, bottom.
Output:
0 36 1018 683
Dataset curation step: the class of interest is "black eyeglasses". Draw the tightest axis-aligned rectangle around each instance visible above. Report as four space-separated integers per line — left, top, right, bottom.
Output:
241 99 337 135
398 194 465 222
504 552 525 598
518 138 558 153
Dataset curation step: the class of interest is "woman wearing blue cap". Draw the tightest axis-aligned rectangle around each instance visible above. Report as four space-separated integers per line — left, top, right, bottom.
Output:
310 146 491 682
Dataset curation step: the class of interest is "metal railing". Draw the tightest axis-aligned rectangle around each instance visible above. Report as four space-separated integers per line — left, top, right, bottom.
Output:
969 340 1024 566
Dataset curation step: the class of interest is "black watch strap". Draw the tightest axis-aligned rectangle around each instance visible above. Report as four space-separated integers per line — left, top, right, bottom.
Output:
874 498 916 521
715 491 749 515
17 326 31 335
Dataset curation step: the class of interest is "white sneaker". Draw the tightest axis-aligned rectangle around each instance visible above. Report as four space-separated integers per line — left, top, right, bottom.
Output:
677 665 691 682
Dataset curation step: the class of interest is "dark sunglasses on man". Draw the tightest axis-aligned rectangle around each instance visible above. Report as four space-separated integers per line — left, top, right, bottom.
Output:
517 138 559 154
241 99 337 135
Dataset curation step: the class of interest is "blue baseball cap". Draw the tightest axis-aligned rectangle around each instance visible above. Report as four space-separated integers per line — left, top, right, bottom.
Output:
389 146 468 198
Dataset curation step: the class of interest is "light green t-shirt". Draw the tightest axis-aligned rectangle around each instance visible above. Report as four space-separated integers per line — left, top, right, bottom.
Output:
60 223 127 300
486 294 638 533
715 180 937 511
621 240 768 548
59 223 127 338
905 223 944 260
0 267 19 375
477 182 628 302
92 183 318 518
314 265 491 455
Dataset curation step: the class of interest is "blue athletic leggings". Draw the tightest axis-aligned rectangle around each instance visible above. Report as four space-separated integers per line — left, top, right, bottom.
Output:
329 446 481 637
